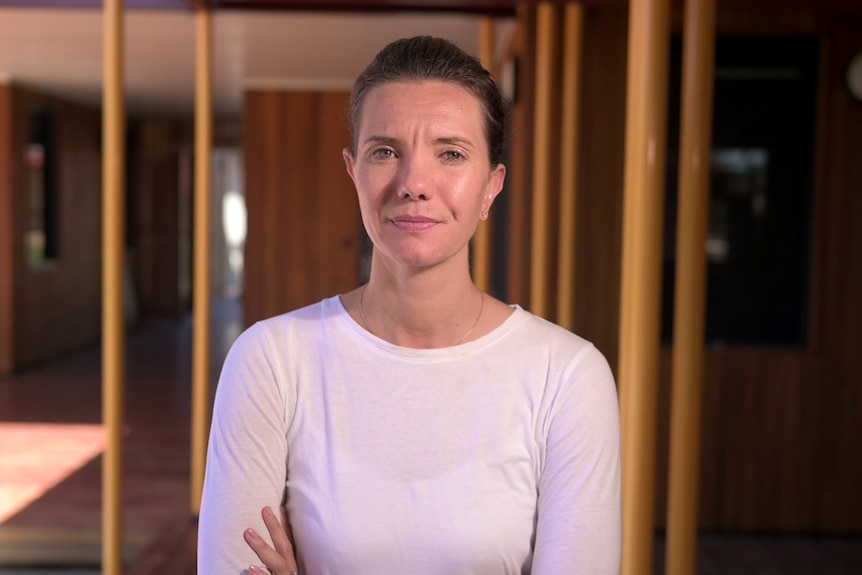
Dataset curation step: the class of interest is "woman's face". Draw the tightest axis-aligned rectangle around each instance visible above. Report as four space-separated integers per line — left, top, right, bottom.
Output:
344 80 505 273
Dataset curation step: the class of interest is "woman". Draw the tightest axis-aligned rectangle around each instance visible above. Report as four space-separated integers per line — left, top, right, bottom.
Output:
198 36 621 574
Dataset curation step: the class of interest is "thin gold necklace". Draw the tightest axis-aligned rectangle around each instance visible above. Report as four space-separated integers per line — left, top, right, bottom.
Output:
358 284 485 345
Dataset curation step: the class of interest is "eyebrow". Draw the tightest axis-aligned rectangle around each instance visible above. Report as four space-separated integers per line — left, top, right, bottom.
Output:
435 136 475 149
361 135 476 149
362 135 398 147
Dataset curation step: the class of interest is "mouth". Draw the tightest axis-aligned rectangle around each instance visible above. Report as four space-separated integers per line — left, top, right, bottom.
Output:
390 215 439 232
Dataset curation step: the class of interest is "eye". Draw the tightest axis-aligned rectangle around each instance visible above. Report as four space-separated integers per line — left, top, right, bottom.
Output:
441 150 465 162
370 147 396 160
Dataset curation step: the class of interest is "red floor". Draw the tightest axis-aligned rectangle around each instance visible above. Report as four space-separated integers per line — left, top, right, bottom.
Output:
0 297 237 573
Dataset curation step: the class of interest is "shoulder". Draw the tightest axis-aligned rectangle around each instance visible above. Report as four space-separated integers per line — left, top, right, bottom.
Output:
225 296 344 366
256 296 337 327
511 306 607 362
253 296 341 339
217 297 347 401
497 307 616 398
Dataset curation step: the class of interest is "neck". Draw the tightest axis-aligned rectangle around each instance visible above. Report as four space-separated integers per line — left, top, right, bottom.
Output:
360 259 483 348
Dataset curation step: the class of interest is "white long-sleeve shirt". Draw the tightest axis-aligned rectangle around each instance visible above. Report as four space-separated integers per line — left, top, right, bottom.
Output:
198 296 621 574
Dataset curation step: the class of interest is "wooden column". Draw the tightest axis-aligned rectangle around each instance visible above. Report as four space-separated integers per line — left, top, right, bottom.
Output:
666 0 715 573
474 17 495 293
102 0 125 572
191 8 213 516
618 0 670 574
555 3 584 331
0 85 13 374
529 2 557 318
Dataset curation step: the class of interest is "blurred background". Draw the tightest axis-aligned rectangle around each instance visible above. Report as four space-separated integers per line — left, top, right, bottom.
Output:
0 0 860 573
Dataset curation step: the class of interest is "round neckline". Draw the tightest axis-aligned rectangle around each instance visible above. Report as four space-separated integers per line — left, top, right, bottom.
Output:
331 295 525 358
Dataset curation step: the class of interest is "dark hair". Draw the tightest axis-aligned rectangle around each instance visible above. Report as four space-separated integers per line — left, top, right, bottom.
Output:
348 35 508 165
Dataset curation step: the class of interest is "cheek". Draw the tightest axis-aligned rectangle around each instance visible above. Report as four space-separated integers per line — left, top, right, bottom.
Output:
356 194 377 231
354 168 393 200
354 177 387 231
453 177 490 216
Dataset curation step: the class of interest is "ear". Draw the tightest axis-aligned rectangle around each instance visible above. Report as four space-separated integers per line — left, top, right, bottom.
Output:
343 148 357 183
481 163 506 214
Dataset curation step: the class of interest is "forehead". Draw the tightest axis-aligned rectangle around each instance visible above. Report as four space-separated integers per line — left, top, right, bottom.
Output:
358 80 485 135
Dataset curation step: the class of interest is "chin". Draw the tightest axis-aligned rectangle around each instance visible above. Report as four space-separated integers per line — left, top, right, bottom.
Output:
372 234 468 270
374 246 446 269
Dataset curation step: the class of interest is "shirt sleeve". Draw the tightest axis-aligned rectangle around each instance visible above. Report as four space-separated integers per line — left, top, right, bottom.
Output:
531 344 622 574
197 322 290 574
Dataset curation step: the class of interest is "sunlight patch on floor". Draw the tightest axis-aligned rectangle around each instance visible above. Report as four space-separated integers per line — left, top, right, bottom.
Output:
0 423 106 524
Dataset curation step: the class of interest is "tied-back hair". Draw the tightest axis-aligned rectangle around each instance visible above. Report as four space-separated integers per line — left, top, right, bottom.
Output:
348 35 508 166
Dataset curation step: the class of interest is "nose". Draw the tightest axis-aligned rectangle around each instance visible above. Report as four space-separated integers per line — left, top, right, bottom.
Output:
397 153 431 200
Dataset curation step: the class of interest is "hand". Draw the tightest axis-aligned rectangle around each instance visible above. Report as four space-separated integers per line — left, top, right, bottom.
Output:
244 505 299 575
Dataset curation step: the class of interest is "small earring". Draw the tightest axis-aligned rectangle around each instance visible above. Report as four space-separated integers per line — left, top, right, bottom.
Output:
480 210 488 220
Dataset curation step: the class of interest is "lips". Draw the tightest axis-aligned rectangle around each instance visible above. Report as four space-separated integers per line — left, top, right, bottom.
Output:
390 215 439 232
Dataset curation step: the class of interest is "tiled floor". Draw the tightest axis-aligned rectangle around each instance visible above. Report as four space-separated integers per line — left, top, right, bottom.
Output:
1 296 860 574
0 297 235 573
653 533 862 574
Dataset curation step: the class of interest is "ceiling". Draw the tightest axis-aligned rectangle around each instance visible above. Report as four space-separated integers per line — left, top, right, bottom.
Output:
0 1 518 116
4 0 858 117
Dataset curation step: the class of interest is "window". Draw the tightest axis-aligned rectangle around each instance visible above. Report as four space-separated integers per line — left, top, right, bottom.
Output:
24 108 59 267
662 37 818 346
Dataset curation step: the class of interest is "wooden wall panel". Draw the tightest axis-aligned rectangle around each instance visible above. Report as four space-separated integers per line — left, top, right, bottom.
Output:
317 92 364 295
243 90 361 326
507 5 628 354
8 86 102 371
510 4 862 533
244 91 278 325
650 11 862 534
807 17 862 533
504 4 536 307
574 6 628 369
280 92 316 312
667 12 862 534
132 118 192 320
0 84 13 374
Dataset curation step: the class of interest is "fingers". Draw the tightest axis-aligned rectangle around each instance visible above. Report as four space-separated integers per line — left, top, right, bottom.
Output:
247 566 296 575
263 506 294 562
243 506 298 575
244 527 286 574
